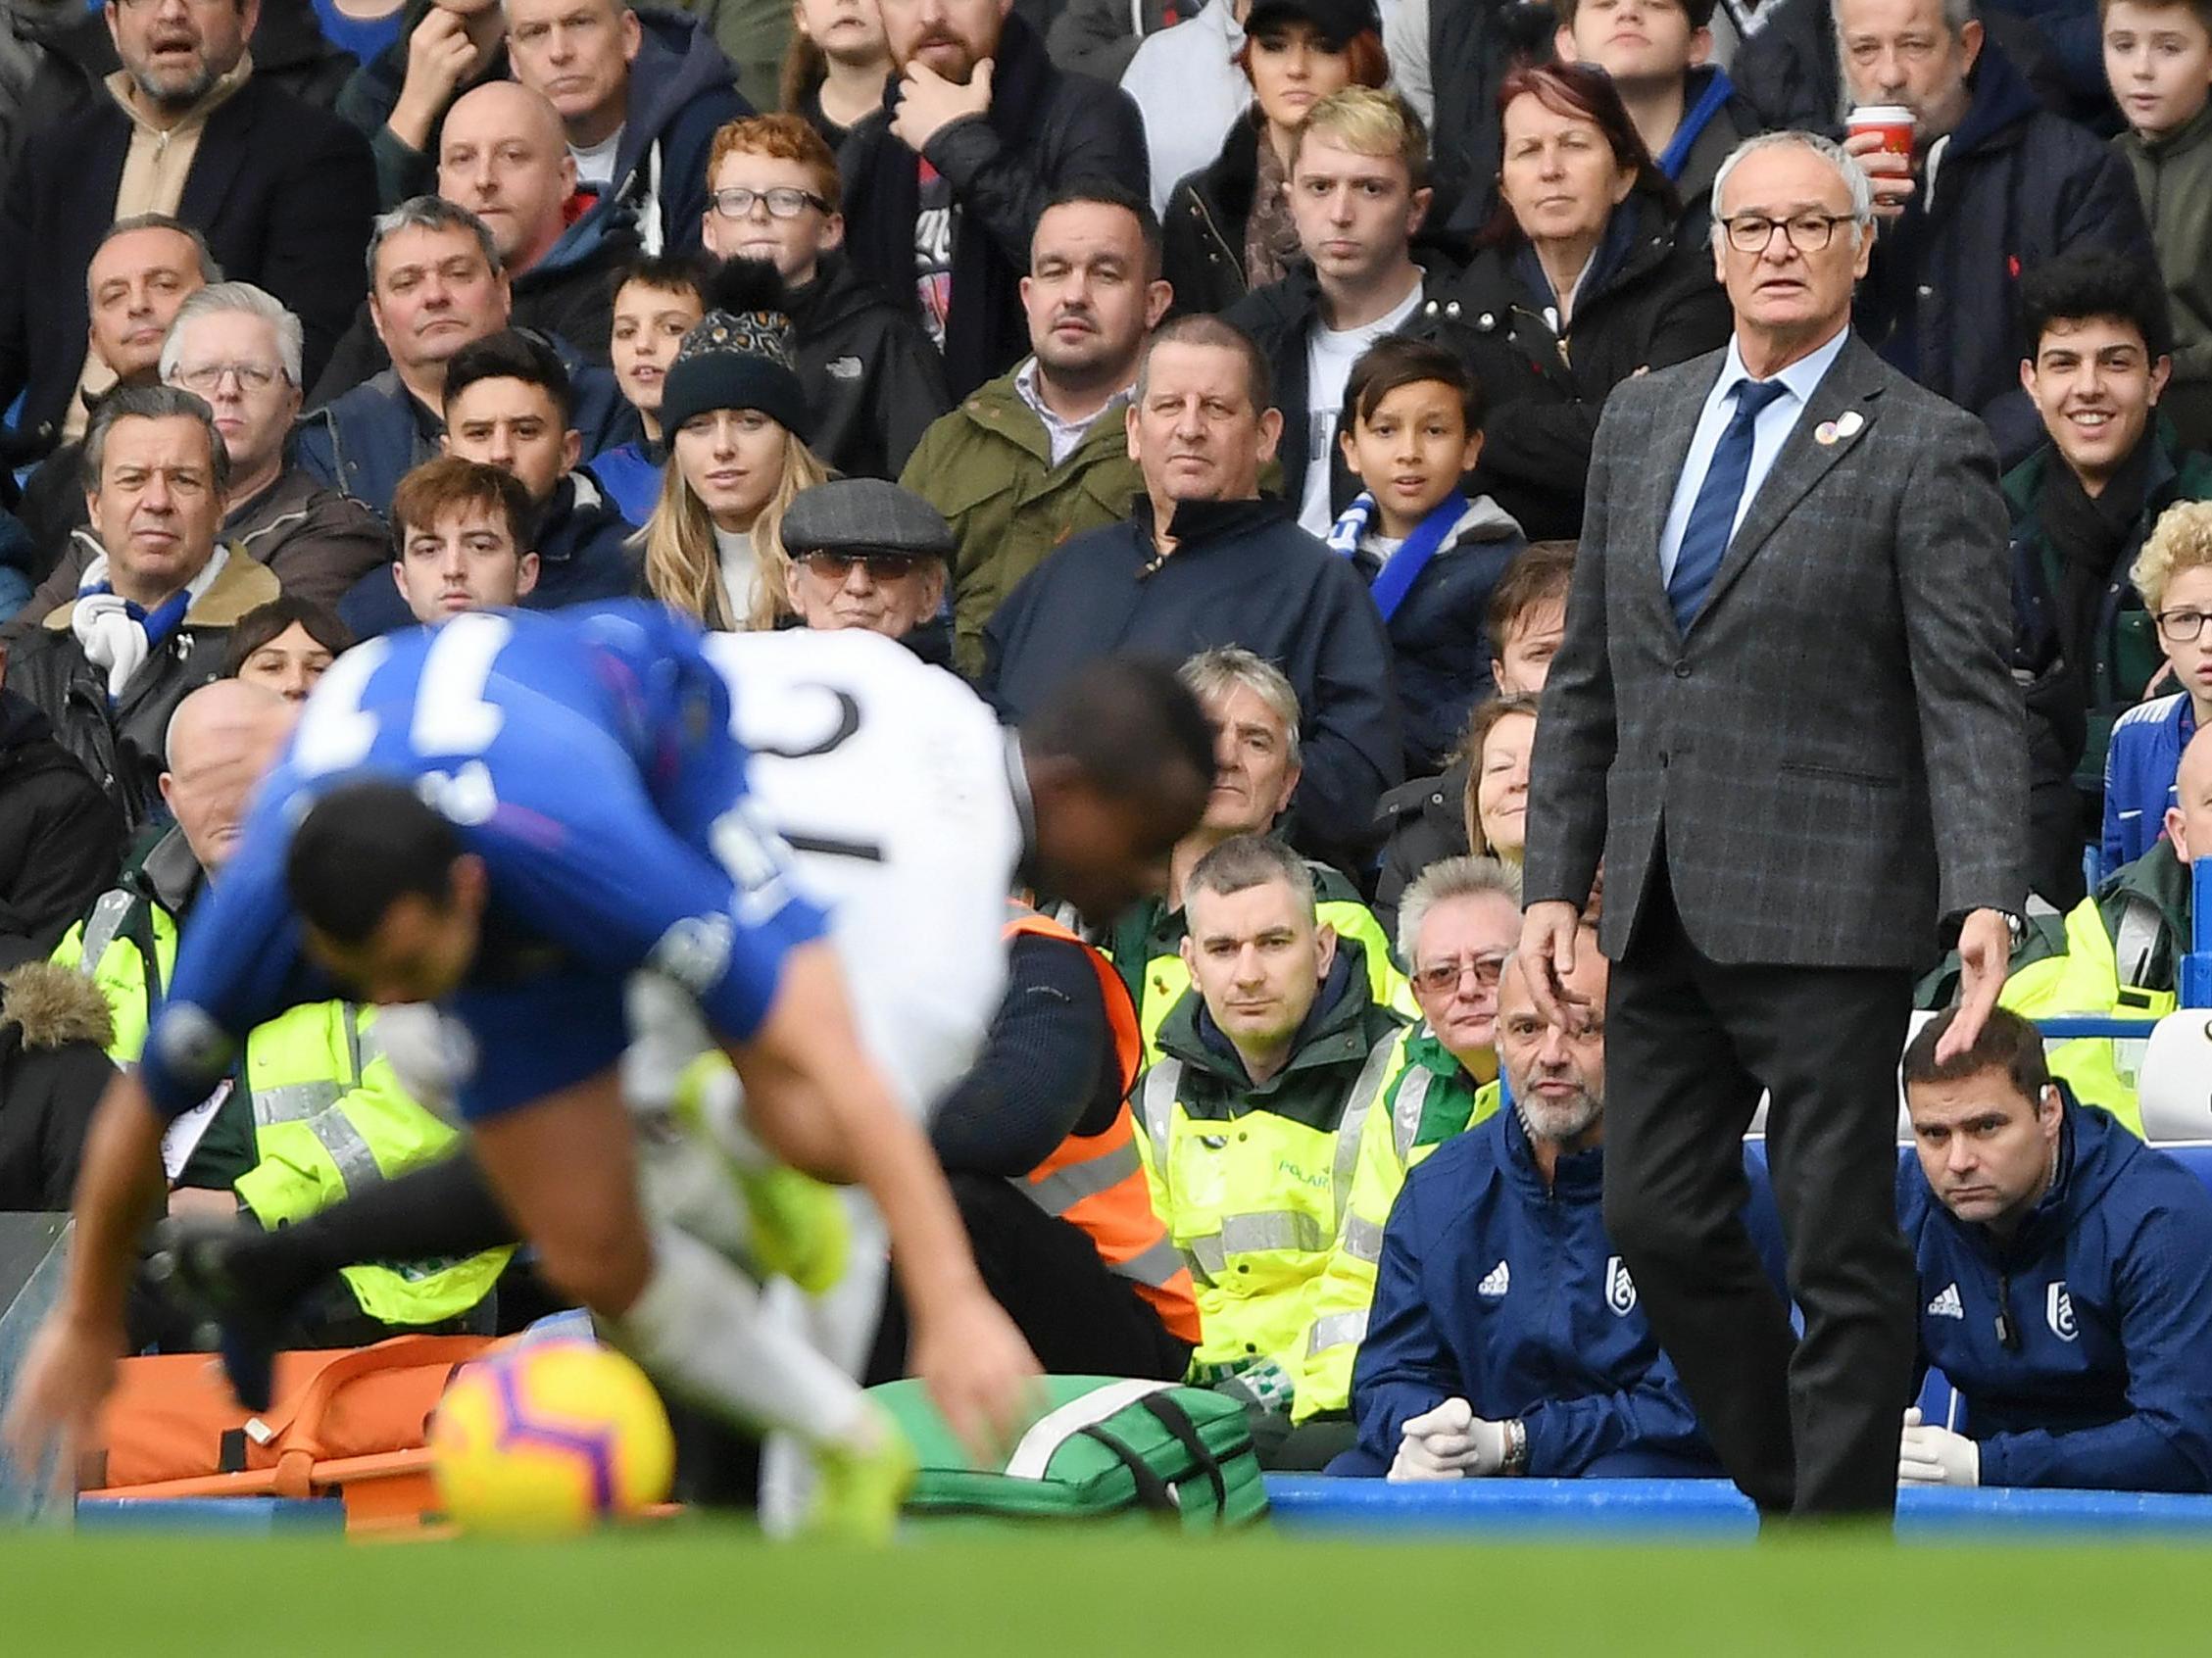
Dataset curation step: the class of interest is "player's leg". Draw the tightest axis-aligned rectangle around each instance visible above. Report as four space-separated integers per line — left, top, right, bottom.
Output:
156 1151 518 1377
472 1063 909 1536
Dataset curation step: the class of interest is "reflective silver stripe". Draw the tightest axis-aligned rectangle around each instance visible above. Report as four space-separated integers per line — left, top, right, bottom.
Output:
1330 1036 1402 1230
1391 1066 1435 1165
1139 1060 1181 1163
254 1081 344 1126
355 1016 385 1072
2115 898 2162 989
342 1008 366 1085
1026 1139 1144 1215
75 891 133 977
1340 1211 1385 1265
1305 1309 1368 1358
1217 1209 1327 1254
1110 1234 1189 1291
1186 1235 1225 1280
308 1109 383 1190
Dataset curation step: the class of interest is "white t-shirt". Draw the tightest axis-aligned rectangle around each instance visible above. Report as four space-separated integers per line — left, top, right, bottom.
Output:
713 524 761 626
1298 279 1425 537
700 628 1022 1120
572 127 624 190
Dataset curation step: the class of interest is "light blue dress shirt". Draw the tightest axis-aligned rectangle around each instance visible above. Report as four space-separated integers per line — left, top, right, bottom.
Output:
1656 324 1852 585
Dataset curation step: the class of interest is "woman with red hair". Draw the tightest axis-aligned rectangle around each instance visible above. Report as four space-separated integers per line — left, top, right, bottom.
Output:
1456 60 1730 540
1159 0 1390 317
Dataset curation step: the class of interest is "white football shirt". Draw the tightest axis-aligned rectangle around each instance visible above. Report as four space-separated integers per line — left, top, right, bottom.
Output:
702 628 1023 1119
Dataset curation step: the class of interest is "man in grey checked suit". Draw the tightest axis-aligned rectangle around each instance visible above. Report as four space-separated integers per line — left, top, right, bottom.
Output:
1519 131 2028 1520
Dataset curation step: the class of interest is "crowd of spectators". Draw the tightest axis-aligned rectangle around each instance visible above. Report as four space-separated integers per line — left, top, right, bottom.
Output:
3 0 2212 1500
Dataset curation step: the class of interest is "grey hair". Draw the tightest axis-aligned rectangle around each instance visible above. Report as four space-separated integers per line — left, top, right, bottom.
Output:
366 197 502 289
160 282 305 387
81 383 231 498
1830 0 1977 118
1396 854 1522 966
90 214 223 299
1707 130 1876 252
1179 646 1303 770
1835 0 1978 46
1185 834 1317 920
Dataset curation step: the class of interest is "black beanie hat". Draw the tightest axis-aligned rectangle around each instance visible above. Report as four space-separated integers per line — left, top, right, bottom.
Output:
659 259 812 442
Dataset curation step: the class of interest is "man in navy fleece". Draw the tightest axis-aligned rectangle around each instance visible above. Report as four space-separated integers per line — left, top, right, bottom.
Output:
1334 937 1786 1481
1896 1004 2212 1492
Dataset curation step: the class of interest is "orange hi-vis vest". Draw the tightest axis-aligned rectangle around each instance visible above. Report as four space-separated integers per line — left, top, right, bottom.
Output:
1005 907 1203 1346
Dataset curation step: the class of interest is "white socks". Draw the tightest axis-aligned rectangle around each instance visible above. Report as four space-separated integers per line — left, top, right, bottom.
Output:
611 1225 868 1451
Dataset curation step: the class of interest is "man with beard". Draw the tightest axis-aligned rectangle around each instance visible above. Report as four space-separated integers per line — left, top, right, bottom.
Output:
840 0 1150 400
1333 938 1786 1480
0 0 373 463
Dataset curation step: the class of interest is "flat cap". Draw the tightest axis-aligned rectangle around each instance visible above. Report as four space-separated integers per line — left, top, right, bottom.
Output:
781 478 955 562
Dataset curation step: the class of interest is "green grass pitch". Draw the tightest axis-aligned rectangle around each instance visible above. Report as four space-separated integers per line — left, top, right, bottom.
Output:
3 1526 2210 1655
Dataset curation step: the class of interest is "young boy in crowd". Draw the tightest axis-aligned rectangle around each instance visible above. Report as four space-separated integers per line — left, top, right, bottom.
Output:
700 115 949 480
1328 337 1527 777
2107 0 2212 446
595 255 710 525
2104 501 2212 876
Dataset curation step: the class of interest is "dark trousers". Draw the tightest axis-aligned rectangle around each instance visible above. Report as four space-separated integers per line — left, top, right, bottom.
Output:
1602 857 1917 1518
868 1172 1194 1386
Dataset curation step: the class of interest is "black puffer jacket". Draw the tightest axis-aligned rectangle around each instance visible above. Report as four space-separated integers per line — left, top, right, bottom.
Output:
1448 192 1731 540
789 254 953 481
839 13 1150 400
0 691 122 959
1853 44 2153 467
0 959 115 1212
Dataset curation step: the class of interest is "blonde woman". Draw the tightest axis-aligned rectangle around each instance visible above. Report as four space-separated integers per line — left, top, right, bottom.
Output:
637 265 832 630
1460 694 1539 869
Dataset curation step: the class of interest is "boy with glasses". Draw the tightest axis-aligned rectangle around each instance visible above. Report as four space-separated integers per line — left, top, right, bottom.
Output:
2101 500 2212 878
702 116 949 480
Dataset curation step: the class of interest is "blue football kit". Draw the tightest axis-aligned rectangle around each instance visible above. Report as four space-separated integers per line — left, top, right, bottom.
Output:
139 604 825 1125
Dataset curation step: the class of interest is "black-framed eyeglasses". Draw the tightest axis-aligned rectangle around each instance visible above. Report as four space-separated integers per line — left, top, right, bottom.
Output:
1409 953 1508 998
711 186 831 220
1718 212 1858 254
798 549 927 581
2157 608 2212 644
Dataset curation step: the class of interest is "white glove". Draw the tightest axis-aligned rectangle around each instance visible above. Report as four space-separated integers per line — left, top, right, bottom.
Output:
1388 1398 1514 1482
1897 1406 1981 1487
371 1003 467 1121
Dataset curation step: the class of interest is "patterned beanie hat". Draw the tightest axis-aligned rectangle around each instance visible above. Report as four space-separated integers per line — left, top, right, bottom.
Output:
659 258 812 442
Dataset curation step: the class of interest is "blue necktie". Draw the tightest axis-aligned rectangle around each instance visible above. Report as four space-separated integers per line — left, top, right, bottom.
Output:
1668 377 1789 633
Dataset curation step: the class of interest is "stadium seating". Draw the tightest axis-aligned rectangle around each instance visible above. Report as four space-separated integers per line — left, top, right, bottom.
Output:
2138 1011 2212 1141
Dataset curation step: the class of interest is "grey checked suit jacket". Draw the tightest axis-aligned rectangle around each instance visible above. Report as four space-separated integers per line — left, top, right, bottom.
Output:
1524 332 2028 969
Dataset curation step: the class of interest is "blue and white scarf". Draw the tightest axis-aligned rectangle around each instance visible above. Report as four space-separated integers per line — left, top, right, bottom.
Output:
72 544 229 700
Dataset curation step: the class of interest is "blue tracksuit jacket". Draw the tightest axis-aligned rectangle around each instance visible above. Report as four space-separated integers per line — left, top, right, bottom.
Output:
1343 1107 1786 1478
1900 1089 2212 1490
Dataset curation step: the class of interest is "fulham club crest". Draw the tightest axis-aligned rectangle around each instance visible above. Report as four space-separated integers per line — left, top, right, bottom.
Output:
2047 1283 2079 1342
1605 1255 1639 1317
